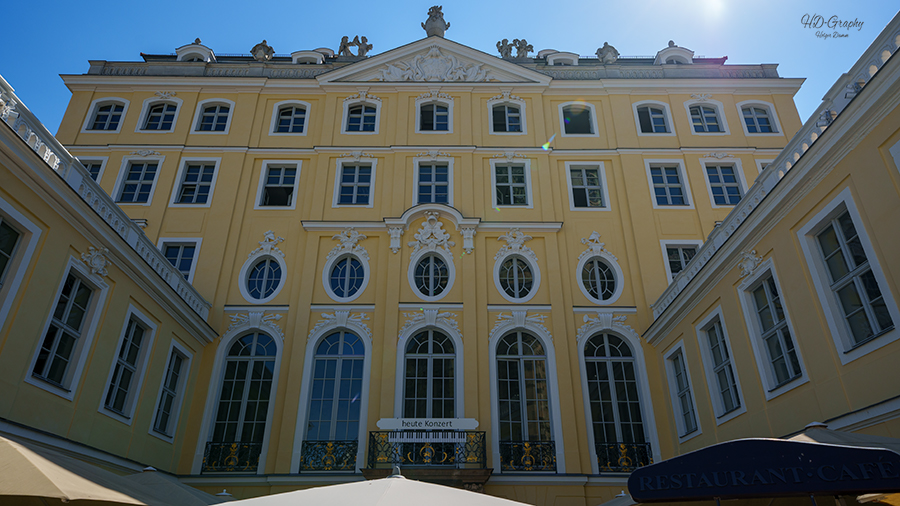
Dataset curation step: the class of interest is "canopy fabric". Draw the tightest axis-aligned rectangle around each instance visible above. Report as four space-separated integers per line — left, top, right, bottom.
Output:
123 469 229 505
788 426 900 455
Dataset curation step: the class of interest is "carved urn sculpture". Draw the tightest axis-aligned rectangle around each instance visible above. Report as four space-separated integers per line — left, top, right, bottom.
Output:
422 5 450 37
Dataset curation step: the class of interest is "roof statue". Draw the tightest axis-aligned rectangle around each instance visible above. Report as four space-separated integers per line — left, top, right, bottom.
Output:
596 42 619 64
193 38 201 45
422 6 450 38
338 36 373 57
338 36 354 57
513 39 533 58
496 39 512 59
251 40 274 61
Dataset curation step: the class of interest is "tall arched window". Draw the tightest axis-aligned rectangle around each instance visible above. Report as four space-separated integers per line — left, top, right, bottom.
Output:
496 331 555 471
203 332 276 473
301 330 364 471
584 333 651 472
403 329 455 418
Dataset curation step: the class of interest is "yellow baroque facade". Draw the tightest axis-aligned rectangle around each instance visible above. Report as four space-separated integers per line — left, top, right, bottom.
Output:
1 7 898 505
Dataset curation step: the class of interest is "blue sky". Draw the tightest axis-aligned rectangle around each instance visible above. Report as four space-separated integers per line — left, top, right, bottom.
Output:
1 1 897 134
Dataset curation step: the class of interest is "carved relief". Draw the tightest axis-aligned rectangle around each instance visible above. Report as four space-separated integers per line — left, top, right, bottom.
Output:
488 90 521 103
460 227 476 254
416 150 451 161
248 230 285 259
388 226 404 254
379 46 489 82
81 246 111 277
327 228 369 262
309 311 372 339
399 310 460 338
130 150 161 157
228 312 284 341
739 249 763 277
690 93 712 101
417 89 453 102
706 152 734 159
578 231 618 262
154 91 176 100
489 311 551 341
491 152 526 163
495 229 537 262
575 312 638 342
343 90 381 103
340 151 375 162
409 212 455 256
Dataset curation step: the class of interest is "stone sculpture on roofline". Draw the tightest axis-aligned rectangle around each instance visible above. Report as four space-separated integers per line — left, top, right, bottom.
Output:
422 5 450 37
338 36 373 57
596 42 619 64
250 40 274 62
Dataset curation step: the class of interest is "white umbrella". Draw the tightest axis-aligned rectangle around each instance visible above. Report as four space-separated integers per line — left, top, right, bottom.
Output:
227 467 533 506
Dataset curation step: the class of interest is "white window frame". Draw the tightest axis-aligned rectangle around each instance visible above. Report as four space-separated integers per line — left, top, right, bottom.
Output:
255 160 301 210
408 249 455 302
149 341 193 443
394 322 465 417
135 96 183 133
575 252 624 305
659 240 704 283
412 155 454 206
564 161 610 212
239 250 288 305
168 157 221 208
112 154 166 207
332 158 377 209
99 304 158 424
415 93 454 134
735 100 783 136
81 97 130 134
322 252 370 303
156 237 202 283
683 98 730 136
889 139 900 173
341 98 381 135
558 101 599 137
493 252 541 304
77 157 108 183
644 159 695 209
0 196 42 334
797 188 900 364
487 94 527 135
633 100 676 137
755 159 775 174
269 100 311 136
25 256 109 401
737 258 809 399
694 306 746 425
190 98 235 135
699 158 749 209
663 341 702 442
490 158 533 209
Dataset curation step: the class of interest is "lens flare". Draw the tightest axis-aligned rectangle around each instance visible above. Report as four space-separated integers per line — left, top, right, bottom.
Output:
542 134 556 151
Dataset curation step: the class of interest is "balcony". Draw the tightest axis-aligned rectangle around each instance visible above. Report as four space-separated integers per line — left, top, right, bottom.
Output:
201 442 263 473
595 442 653 472
367 430 486 469
299 440 359 471
499 441 556 472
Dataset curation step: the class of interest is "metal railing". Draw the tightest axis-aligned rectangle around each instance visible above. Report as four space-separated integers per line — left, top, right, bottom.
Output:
595 442 653 472
367 430 486 469
201 442 263 473
499 441 556 472
299 440 359 471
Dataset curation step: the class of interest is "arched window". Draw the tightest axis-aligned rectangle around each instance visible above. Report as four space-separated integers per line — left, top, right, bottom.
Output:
689 105 721 133
275 105 306 133
561 103 595 135
584 333 650 472
346 104 377 132
742 106 774 133
247 258 282 301
329 256 364 299
143 103 177 131
581 257 616 301
403 329 455 418
197 104 230 131
90 102 125 131
204 332 276 473
301 330 364 471
499 256 534 299
414 255 449 298
636 105 670 133
496 331 555 471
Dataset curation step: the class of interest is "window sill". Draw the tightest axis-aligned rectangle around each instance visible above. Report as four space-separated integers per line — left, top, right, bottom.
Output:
768 375 802 392
31 375 71 393
846 326 894 353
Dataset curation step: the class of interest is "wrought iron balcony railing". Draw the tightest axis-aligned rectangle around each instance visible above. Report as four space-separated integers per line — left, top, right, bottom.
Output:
299 440 359 471
201 442 263 473
367 430 486 469
499 441 556 472
595 441 653 472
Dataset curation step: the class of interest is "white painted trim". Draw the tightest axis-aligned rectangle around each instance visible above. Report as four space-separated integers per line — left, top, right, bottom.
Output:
694 306 747 425
291 321 373 473
558 101 599 137
755 159 775 174
698 157 749 209
564 161 610 212
682 98 730 136
493 252 541 304
735 100 783 137
412 156 454 207
322 251 371 304
340 97 381 135
80 97 130 134
796 187 900 364
408 248 455 302
575 250 624 305
254 160 301 210
488 321 565 473
632 100 676 137
156 237 203 284
168 157 222 208
393 320 465 418
889 139 900 173
268 100 311 136
643 159 695 209
736 257 809 400
486 94 527 136
547 52 579 66
111 154 166 207
414 92 454 134
75 156 109 183
332 158 377 209
190 98 235 135
0 195 42 334
98 304 158 425
148 340 193 443
238 246 288 305
489 158 533 209
25 256 109 401
663 341 703 442
659 240 704 284
134 96 184 134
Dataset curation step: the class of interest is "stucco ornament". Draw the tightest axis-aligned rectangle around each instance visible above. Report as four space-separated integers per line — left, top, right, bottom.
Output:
309 311 372 339
490 311 551 342
495 229 537 262
596 42 619 64
228 312 284 341
379 46 488 82
497 39 513 59
460 227 476 254
81 246 112 277
251 40 274 62
579 231 618 262
327 228 369 262
422 5 450 37
130 150 160 156
512 39 533 58
248 231 285 259
575 312 638 342
154 91 176 100
409 212 455 255
399 310 460 338
739 249 763 277
388 226 404 254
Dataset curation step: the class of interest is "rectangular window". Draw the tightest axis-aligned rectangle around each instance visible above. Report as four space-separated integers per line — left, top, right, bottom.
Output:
666 246 697 277
163 243 196 280
80 160 103 181
650 165 687 206
569 166 604 208
494 165 528 206
176 163 216 204
417 163 449 204
153 348 186 436
751 275 801 386
338 164 372 205
667 349 698 436
706 164 742 205
32 273 94 387
690 105 721 133
104 318 147 415
492 104 521 133
117 162 158 204
420 103 449 131
261 166 297 207
637 106 669 133
704 319 741 415
0 219 22 289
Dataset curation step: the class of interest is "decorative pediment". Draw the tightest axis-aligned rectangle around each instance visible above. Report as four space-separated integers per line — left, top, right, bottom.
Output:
327 228 369 262
249 230 285 259
495 229 536 262
409 212 455 255
578 231 617 262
